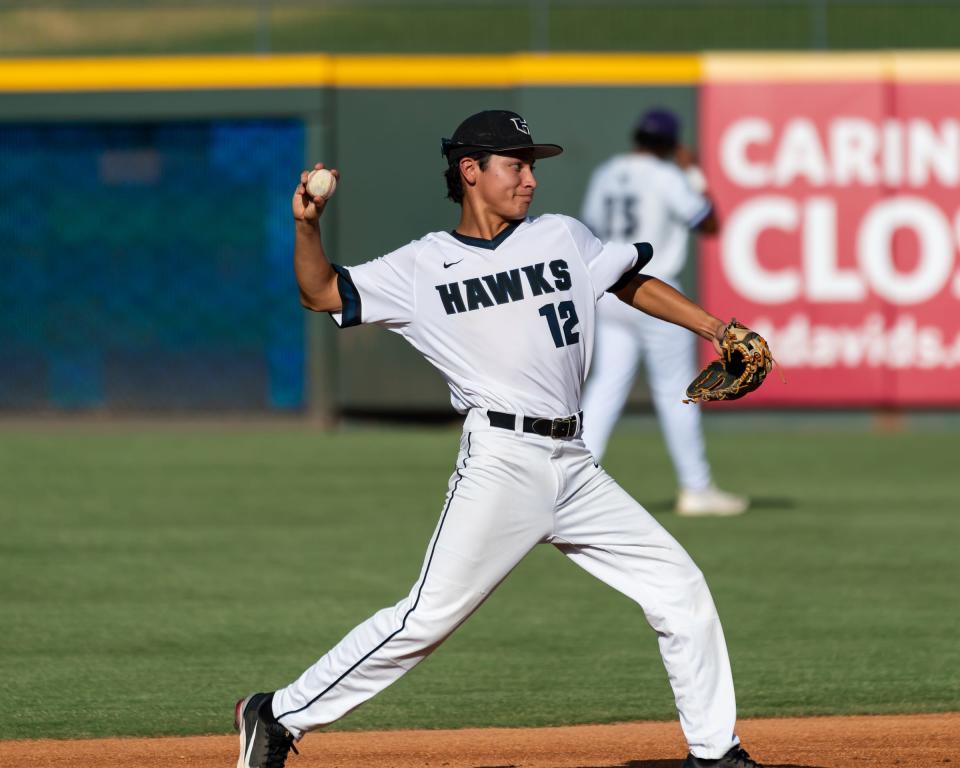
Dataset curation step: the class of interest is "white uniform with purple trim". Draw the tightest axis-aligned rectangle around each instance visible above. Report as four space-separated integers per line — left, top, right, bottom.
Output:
579 153 715 491
271 213 739 760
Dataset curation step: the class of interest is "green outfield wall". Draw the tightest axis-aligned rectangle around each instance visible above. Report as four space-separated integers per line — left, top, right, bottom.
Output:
17 52 958 416
0 54 700 418
331 84 698 413
13 50 960 421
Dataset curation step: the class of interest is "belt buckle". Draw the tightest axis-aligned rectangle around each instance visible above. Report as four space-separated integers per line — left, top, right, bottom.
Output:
550 416 575 439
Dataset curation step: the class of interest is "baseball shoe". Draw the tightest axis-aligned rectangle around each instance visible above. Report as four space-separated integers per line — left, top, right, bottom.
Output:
235 692 299 768
676 486 748 517
682 745 764 767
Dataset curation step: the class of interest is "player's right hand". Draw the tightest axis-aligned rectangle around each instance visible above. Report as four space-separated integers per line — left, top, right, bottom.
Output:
674 145 696 169
293 163 339 223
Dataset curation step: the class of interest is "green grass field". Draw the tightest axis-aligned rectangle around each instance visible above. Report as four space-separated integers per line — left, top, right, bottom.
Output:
3 2 960 56
1 422 957 740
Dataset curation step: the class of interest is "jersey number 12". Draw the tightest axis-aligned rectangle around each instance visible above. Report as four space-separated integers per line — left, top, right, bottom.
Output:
539 301 580 348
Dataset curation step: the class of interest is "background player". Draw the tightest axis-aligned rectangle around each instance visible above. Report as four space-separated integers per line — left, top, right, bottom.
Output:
236 110 766 768
580 108 748 517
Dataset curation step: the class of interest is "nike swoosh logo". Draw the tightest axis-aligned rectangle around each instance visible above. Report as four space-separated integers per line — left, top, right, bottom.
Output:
443 259 463 269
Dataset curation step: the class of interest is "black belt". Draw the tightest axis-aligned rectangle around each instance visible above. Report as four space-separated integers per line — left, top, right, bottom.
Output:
487 410 583 439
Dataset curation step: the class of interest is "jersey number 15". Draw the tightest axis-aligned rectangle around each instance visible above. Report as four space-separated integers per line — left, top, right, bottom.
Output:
602 194 640 240
539 301 580 348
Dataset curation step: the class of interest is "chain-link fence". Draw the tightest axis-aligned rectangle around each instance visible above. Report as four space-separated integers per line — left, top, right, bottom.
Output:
0 120 305 411
1 0 958 57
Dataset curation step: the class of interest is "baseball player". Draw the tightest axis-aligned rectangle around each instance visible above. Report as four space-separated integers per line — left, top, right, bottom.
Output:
580 108 748 516
235 110 765 768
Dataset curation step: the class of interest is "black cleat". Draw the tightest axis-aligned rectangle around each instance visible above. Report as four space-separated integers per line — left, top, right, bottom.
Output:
683 745 764 768
234 692 299 768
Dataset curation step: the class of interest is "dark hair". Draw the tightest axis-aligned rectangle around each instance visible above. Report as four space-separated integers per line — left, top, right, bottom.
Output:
633 129 678 157
444 152 491 204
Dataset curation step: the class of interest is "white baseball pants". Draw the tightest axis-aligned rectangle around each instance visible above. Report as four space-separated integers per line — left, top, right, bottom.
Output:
581 292 712 492
272 411 739 760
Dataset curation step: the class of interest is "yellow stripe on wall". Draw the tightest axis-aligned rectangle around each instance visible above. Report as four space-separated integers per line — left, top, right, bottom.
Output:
703 51 960 82
3 52 960 92
334 54 701 87
892 51 960 81
333 55 518 88
0 55 333 92
703 53 890 81
0 53 698 92
516 53 701 85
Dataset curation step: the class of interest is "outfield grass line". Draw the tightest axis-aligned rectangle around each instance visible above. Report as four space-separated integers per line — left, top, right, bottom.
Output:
2 410 959 435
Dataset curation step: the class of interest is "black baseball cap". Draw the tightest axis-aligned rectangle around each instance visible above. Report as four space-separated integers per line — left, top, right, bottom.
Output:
441 110 564 163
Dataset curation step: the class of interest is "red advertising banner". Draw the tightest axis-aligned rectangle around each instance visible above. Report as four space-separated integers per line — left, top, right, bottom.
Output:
700 61 960 405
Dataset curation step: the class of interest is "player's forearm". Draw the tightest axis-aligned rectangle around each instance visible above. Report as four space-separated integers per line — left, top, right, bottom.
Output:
615 275 724 342
294 220 342 313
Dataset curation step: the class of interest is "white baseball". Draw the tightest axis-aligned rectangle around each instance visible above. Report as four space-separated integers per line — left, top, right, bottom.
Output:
306 168 337 199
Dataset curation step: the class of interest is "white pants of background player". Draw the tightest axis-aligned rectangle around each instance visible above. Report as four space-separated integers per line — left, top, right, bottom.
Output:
272 410 740 760
582 290 711 491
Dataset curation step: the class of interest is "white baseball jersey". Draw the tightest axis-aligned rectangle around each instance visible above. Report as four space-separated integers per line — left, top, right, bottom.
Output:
579 152 714 489
330 214 643 418
272 211 742 762
580 153 711 281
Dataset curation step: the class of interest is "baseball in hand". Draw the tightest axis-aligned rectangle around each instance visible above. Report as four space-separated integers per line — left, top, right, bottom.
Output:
306 168 337 199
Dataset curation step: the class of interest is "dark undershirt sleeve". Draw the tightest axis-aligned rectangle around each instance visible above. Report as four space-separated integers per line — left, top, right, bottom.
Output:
328 264 362 328
607 242 654 293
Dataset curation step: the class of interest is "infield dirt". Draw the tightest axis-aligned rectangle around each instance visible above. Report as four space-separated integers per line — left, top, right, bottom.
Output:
2 712 956 768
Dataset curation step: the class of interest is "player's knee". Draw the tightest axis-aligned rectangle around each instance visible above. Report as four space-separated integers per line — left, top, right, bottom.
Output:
401 602 472 648
656 559 717 618
682 565 721 621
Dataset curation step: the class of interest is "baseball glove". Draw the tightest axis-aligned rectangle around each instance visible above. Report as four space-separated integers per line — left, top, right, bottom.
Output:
684 319 774 403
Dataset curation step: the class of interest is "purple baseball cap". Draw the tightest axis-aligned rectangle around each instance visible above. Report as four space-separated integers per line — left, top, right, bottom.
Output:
633 108 680 143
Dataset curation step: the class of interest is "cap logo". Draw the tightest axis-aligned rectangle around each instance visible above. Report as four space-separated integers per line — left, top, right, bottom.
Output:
509 117 530 135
